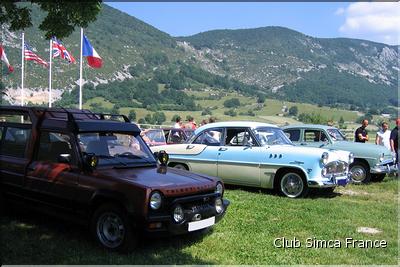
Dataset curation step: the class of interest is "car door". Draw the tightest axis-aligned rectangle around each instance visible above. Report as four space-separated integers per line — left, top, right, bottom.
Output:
25 131 79 212
217 127 261 186
301 129 329 148
0 124 32 198
186 127 224 177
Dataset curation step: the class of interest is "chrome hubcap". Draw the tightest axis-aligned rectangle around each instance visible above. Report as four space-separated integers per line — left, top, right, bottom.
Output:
281 173 304 198
96 212 125 248
350 166 366 182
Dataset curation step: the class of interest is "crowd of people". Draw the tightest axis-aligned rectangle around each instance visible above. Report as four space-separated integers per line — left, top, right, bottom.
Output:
355 118 399 174
173 116 216 130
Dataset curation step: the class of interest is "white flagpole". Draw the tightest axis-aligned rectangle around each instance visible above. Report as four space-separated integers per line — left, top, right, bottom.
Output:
79 28 83 110
48 38 53 107
21 32 25 106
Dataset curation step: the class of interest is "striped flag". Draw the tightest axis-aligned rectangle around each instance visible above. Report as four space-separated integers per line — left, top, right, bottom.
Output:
24 43 48 67
52 37 76 63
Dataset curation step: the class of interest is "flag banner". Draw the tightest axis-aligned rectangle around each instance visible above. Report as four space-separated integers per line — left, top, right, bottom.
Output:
24 43 48 67
52 37 76 63
82 35 102 68
0 45 14 72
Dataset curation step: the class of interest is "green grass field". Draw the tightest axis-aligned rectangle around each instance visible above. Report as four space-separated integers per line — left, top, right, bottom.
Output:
1 176 398 265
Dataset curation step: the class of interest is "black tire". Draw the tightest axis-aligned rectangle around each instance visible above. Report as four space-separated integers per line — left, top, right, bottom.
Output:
349 161 371 184
90 203 136 252
278 170 309 198
321 187 335 194
173 163 188 170
371 174 386 182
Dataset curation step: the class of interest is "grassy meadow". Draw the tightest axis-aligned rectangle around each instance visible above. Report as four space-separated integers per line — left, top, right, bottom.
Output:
1 175 398 265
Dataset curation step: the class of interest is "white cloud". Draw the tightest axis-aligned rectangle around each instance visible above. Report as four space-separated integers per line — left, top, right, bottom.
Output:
336 2 400 45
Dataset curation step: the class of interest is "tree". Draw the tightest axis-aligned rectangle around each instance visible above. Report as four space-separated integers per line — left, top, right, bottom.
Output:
0 1 102 39
171 114 181 122
256 94 266 104
288 106 298 116
153 112 166 125
223 98 241 108
128 110 136 121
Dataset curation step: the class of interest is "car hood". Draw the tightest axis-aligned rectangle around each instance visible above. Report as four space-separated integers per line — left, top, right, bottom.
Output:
330 141 392 159
273 144 350 162
97 166 217 196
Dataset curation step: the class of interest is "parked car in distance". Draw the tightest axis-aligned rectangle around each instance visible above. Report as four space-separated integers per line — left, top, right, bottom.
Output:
0 106 229 252
151 121 353 198
141 128 167 146
282 124 397 183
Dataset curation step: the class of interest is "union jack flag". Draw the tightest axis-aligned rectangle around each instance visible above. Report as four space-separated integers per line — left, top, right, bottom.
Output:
52 37 76 64
24 43 48 67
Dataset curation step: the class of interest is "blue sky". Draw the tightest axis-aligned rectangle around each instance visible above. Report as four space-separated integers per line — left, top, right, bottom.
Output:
106 2 399 45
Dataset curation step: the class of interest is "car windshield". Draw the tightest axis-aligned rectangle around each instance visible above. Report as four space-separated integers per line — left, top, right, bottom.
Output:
253 127 293 146
78 132 156 167
142 129 166 145
327 128 347 141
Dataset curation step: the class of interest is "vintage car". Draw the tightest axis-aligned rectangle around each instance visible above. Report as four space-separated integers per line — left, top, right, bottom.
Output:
151 121 354 198
282 124 397 183
142 128 194 147
0 106 229 252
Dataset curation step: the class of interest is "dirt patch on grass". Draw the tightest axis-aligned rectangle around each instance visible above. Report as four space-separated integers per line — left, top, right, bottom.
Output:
357 227 382 234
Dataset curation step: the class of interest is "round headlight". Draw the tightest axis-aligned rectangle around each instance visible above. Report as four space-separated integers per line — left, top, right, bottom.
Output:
173 205 184 223
150 191 162 210
349 153 354 164
215 198 224 214
321 152 329 165
215 182 224 195
379 153 384 162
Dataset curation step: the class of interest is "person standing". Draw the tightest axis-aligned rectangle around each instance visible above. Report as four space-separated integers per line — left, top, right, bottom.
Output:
390 118 399 173
174 116 183 129
375 121 391 150
354 119 369 143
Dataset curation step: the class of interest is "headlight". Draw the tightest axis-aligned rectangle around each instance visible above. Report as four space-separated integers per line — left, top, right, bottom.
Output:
349 153 354 164
149 191 162 210
215 198 224 214
215 182 224 195
173 205 184 223
321 152 329 165
379 153 384 162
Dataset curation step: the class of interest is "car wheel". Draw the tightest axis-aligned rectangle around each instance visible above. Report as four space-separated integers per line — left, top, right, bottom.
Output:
349 162 370 184
321 187 335 194
279 171 308 198
371 174 385 182
173 163 188 170
90 203 136 252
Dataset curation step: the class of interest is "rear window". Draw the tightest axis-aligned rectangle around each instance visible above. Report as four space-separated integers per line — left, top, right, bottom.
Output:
1 127 31 158
284 129 300 142
0 112 31 124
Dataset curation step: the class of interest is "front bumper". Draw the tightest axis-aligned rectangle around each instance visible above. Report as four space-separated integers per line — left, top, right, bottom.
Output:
144 198 230 236
308 173 351 188
371 161 398 174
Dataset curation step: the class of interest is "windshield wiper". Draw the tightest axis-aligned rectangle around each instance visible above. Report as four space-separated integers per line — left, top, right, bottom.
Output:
97 155 128 167
115 154 156 165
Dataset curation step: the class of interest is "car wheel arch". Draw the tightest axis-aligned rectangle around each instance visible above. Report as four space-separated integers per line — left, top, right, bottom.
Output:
273 167 307 190
90 190 133 216
168 162 190 170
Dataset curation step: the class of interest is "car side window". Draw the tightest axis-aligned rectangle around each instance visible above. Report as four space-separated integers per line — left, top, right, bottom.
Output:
169 129 185 144
284 129 300 142
2 127 31 158
193 128 223 146
304 130 327 142
225 128 255 146
36 131 75 164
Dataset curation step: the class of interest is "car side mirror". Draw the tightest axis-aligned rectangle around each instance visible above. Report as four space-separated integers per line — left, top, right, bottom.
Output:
84 153 98 170
154 150 169 166
58 153 71 164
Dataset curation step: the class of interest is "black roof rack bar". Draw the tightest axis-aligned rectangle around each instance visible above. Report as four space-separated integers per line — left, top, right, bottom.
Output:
92 113 131 123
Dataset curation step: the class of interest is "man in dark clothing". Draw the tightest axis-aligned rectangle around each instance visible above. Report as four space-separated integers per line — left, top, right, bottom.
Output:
355 119 369 143
390 118 399 172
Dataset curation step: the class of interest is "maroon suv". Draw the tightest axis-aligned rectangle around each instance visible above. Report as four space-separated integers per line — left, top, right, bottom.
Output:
0 106 229 251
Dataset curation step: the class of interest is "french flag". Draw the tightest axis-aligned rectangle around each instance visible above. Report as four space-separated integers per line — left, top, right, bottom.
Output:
82 35 102 68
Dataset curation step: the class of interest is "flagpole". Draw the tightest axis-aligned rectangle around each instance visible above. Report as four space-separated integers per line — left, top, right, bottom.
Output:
21 32 25 106
48 38 53 107
79 28 83 110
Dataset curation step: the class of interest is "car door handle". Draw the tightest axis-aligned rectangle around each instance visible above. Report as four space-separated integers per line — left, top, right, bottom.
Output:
218 147 228 151
186 145 195 149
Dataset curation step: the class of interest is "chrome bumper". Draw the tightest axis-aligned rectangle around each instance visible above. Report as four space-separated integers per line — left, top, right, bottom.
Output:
371 162 398 174
308 173 351 188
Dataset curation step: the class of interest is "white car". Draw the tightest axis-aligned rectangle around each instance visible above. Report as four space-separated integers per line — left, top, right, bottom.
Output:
152 121 353 198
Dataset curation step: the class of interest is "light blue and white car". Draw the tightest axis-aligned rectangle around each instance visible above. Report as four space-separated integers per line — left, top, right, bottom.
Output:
151 121 353 198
